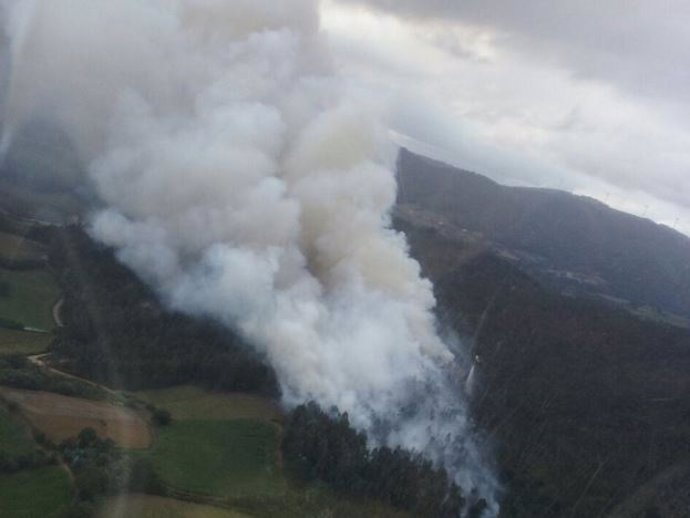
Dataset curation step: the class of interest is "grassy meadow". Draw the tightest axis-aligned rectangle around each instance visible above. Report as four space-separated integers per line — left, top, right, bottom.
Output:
99 495 251 518
0 328 52 355
0 407 34 456
0 268 59 331
0 466 72 517
151 419 284 498
136 385 282 422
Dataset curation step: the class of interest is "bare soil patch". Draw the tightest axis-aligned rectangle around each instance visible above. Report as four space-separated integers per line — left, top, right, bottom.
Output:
0 387 152 449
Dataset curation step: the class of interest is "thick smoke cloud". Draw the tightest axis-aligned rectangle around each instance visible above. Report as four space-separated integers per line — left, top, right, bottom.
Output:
0 0 498 511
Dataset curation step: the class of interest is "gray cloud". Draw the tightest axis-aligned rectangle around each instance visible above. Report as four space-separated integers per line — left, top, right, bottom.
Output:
337 0 690 107
325 1 690 233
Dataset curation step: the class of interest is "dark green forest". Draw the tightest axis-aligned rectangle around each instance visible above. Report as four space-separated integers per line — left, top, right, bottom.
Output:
400 217 690 517
283 402 488 518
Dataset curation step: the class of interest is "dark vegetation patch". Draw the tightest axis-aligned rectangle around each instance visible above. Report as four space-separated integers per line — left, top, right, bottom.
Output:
58 428 164 502
0 354 105 399
0 355 105 400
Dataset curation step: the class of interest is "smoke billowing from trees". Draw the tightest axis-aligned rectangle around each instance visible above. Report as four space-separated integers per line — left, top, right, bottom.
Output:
0 0 497 511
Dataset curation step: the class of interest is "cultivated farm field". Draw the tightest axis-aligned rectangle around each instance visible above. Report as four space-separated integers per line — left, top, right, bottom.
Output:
0 387 152 448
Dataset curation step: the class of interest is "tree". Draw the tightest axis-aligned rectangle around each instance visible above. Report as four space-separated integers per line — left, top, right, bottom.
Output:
152 408 172 427
283 402 467 518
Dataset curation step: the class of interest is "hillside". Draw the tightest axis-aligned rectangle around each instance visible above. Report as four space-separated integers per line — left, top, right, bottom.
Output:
397 215 690 517
397 148 690 323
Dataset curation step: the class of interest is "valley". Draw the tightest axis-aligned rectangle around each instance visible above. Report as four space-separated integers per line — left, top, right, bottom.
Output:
0 151 689 517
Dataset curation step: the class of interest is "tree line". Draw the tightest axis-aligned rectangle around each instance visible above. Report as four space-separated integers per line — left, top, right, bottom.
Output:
283 402 488 518
49 226 278 395
0 354 105 399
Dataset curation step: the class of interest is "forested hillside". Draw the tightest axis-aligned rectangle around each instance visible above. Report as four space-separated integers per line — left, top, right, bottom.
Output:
398 216 690 517
397 148 690 320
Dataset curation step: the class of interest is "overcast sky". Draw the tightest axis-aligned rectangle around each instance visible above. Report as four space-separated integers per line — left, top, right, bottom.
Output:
320 0 690 235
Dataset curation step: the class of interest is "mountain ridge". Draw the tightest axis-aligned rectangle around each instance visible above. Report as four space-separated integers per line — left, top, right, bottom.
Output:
396 148 690 323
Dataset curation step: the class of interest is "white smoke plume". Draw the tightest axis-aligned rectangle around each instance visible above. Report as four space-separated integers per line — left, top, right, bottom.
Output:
0 0 498 512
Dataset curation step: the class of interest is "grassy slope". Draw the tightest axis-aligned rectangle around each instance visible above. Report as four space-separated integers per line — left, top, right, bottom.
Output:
0 268 59 330
0 407 35 455
136 386 281 422
0 231 45 263
99 495 251 518
152 419 284 498
137 386 411 518
0 328 52 355
0 466 72 517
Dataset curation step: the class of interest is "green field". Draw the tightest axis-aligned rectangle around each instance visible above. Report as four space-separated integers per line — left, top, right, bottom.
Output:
0 466 72 517
0 231 45 263
137 388 410 518
0 407 35 456
241 489 413 518
0 268 59 331
0 328 52 355
136 386 281 422
99 495 251 518
151 420 284 498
